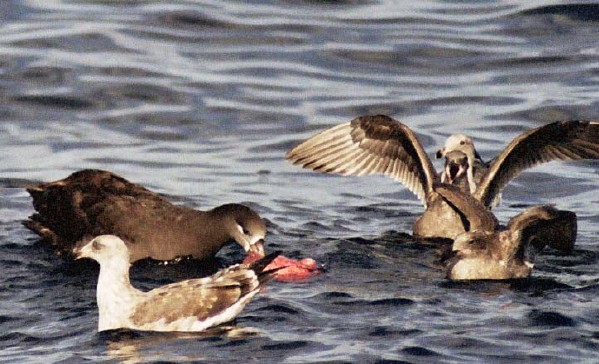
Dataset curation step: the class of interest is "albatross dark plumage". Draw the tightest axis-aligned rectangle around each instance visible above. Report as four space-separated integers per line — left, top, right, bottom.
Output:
24 169 267 262
286 115 599 241
75 235 279 332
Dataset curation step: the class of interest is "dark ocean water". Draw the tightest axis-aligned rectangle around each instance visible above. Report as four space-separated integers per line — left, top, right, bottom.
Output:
2 1 599 362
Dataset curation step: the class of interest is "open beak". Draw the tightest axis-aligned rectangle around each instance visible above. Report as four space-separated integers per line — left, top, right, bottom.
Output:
445 162 466 184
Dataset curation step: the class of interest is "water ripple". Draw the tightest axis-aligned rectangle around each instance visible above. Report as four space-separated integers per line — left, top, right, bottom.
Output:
2 0 599 362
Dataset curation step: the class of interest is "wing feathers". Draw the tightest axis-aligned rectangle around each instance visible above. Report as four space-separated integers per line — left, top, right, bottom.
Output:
129 252 280 327
475 121 599 207
287 115 437 206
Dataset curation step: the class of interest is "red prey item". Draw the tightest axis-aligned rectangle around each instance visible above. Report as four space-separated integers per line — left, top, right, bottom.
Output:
243 251 319 282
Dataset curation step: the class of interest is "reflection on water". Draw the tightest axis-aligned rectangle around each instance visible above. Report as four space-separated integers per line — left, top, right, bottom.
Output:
2 1 599 362
103 326 260 363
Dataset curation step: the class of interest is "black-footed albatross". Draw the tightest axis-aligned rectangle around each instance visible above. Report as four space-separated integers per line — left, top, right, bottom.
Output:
74 235 279 332
24 169 267 262
286 115 599 240
446 205 577 280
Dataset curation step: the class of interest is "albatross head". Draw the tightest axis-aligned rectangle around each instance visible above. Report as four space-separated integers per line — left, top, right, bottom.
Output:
212 204 267 257
74 235 131 265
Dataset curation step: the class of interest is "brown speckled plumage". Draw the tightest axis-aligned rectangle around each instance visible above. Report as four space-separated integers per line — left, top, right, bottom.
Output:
75 235 279 332
446 205 577 280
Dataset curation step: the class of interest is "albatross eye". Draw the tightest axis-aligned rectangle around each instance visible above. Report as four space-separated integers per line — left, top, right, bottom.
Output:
236 224 250 235
460 140 465 145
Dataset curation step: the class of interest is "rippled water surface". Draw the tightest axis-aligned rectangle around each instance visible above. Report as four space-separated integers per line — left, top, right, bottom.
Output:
2 1 599 362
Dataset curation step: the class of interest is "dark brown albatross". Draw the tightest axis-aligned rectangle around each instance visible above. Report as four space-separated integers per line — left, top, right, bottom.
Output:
286 115 599 240
24 169 267 262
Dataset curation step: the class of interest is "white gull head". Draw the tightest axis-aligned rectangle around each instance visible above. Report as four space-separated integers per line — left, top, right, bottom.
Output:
436 134 481 162
75 234 131 265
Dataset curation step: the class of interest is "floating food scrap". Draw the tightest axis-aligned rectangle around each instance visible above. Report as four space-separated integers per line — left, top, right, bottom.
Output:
244 251 319 282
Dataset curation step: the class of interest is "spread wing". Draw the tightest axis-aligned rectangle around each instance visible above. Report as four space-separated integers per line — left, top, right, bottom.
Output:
286 115 438 206
475 120 599 207
130 266 260 326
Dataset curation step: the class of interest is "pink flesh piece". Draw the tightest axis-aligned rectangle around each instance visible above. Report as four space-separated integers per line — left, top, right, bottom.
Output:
243 252 319 282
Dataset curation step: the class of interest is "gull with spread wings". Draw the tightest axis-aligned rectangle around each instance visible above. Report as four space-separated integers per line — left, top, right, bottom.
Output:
286 115 599 242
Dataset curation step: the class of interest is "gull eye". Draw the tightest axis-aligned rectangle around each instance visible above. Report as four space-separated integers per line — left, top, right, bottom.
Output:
92 240 102 250
460 140 465 145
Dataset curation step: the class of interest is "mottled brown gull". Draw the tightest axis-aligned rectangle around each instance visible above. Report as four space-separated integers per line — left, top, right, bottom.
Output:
75 235 279 332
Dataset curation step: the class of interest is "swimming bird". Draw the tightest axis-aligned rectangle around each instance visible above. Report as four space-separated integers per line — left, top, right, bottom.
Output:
446 205 577 280
75 235 279 332
24 169 266 262
286 115 599 240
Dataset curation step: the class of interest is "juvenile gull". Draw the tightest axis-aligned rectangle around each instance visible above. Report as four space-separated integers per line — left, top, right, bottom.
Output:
286 115 599 240
446 205 577 280
24 169 266 262
75 235 279 332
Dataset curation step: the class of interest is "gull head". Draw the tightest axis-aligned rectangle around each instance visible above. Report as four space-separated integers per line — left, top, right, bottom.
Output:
74 235 131 265
451 230 495 256
436 133 480 162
